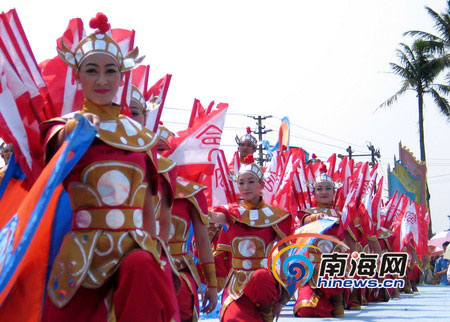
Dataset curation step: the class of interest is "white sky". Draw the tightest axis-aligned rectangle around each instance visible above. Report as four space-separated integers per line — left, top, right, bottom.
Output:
1 0 449 233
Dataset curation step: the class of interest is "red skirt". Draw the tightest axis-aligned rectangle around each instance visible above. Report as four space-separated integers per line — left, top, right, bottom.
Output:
42 250 179 322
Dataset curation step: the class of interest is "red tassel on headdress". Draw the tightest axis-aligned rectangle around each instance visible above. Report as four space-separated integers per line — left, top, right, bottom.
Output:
243 154 254 164
312 153 317 159
319 164 327 173
159 121 164 125
89 12 111 33
246 127 252 134
281 144 287 151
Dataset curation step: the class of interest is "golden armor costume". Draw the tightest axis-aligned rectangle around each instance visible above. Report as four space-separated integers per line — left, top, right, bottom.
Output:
42 99 161 308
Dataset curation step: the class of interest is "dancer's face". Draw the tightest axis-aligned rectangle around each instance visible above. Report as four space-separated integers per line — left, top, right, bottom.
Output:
239 141 256 159
129 101 146 126
77 54 122 106
314 182 335 206
238 172 264 204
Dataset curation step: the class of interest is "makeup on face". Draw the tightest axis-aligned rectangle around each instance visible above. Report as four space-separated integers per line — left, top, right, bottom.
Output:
77 54 122 106
314 182 335 206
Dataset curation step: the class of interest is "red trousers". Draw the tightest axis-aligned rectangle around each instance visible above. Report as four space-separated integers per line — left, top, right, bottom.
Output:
42 250 179 322
294 283 341 317
222 269 279 322
177 270 199 322
408 264 422 283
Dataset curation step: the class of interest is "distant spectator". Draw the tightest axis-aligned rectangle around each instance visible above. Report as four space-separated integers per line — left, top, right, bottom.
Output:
434 241 450 285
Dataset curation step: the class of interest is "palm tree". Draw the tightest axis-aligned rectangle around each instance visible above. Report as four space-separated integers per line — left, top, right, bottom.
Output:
379 39 449 162
404 1 450 56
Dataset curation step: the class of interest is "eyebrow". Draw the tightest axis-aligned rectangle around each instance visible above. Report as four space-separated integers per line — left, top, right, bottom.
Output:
84 63 118 68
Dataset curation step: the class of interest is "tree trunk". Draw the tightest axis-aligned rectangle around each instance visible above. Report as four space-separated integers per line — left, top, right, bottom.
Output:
417 89 426 162
417 87 432 235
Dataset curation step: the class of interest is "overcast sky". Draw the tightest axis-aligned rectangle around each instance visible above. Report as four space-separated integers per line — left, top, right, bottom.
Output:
2 0 449 233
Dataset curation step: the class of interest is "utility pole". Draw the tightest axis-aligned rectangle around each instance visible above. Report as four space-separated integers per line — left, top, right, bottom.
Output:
248 115 272 166
338 143 380 167
338 146 353 160
367 143 381 167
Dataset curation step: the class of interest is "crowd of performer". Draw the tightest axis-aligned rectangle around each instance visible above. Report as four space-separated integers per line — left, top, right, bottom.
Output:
0 11 442 322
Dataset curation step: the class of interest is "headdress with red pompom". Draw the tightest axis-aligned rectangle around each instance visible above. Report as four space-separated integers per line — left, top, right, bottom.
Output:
308 163 342 190
58 12 144 72
234 154 264 181
235 127 258 147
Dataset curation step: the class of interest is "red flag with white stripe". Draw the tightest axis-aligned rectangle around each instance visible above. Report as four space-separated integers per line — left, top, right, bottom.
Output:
145 74 172 132
165 101 228 183
39 18 85 117
201 150 236 206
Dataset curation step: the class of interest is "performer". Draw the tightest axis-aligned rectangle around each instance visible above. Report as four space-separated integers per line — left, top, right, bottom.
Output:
434 241 450 286
210 154 292 322
0 142 13 181
235 127 257 162
40 13 178 322
228 128 258 203
128 85 176 243
294 165 356 318
372 226 395 302
156 125 219 321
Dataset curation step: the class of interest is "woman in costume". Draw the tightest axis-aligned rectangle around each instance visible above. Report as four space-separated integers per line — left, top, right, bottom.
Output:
128 85 176 244
294 165 356 318
40 13 178 322
155 126 218 321
210 154 292 322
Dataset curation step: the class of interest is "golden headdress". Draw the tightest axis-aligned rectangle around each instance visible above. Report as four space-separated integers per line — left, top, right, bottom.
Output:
130 85 147 114
235 127 257 147
309 164 342 190
58 13 144 72
237 155 264 181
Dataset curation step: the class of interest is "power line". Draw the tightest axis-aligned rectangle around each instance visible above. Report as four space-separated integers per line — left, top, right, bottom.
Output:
272 116 367 150
428 173 450 178
290 133 348 151
165 106 370 151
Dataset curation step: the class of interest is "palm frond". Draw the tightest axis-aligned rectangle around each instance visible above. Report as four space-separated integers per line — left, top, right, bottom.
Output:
378 80 410 110
425 6 450 41
403 30 440 41
429 87 450 119
432 83 450 95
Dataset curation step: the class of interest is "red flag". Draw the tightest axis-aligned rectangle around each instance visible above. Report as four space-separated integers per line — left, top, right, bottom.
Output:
0 10 54 120
131 65 150 94
145 74 172 132
165 101 228 183
382 190 398 228
338 188 357 236
271 150 303 213
111 28 136 115
40 18 85 117
371 176 384 236
327 153 336 178
200 150 236 206
357 169 377 236
0 52 43 182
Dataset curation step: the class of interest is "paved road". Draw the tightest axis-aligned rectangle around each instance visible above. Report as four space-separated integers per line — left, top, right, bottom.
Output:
200 285 449 321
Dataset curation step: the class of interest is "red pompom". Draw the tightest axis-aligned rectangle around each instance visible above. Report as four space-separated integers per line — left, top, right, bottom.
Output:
246 127 252 134
243 154 254 164
281 144 287 151
159 121 164 125
89 12 111 33
320 164 327 173
312 153 317 159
